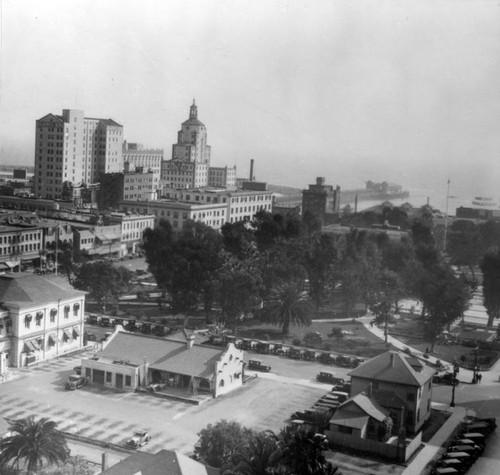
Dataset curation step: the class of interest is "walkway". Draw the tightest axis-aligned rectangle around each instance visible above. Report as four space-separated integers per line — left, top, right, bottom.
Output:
402 404 473 475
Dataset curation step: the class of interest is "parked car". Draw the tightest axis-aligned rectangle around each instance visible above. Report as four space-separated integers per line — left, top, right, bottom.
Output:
65 374 89 390
316 372 345 384
85 332 97 342
255 342 271 354
247 359 271 372
329 391 349 403
86 314 98 325
433 372 459 386
99 317 111 327
331 382 351 393
127 429 151 448
288 348 303 359
73 365 82 375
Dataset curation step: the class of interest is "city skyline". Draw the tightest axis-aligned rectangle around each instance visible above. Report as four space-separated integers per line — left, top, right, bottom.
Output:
1 0 499 198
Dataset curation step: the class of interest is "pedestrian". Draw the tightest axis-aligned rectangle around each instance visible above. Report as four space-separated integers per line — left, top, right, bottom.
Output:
478 372 482 384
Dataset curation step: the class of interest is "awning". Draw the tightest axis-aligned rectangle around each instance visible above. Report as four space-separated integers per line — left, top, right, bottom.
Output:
24 341 36 353
48 333 57 345
63 329 72 341
31 339 41 351
3 261 18 269
73 327 80 338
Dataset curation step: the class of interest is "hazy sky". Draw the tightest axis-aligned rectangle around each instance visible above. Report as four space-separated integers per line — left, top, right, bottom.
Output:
1 0 499 198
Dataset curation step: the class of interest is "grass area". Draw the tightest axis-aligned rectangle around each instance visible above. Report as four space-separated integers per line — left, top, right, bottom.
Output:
237 320 391 358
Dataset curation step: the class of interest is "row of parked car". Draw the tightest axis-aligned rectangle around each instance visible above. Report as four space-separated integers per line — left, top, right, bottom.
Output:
291 375 352 424
431 417 497 474
86 314 179 338
208 334 364 368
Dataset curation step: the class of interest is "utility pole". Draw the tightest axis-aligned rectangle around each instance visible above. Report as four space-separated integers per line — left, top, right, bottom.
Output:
443 178 451 251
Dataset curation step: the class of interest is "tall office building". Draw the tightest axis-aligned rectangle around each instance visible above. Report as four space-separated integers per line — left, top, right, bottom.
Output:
161 100 236 191
34 109 123 200
161 100 211 189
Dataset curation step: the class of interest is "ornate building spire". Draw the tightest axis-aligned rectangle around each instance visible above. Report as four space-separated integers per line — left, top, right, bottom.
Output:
189 99 198 120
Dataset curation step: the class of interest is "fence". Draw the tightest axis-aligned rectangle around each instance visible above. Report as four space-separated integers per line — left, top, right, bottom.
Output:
326 429 422 462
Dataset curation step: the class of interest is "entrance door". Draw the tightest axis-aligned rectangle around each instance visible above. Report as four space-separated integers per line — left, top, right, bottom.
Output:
116 373 124 389
93 369 105 384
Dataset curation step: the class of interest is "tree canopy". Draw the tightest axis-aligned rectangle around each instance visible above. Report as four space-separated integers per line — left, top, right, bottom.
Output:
0 417 69 475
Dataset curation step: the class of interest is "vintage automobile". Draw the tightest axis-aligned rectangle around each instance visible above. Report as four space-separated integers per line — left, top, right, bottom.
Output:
85 332 97 342
127 429 151 448
86 314 98 325
316 372 345 385
433 372 459 386
331 382 351 393
255 342 271 354
247 359 271 372
99 317 111 327
65 374 89 390
73 365 82 375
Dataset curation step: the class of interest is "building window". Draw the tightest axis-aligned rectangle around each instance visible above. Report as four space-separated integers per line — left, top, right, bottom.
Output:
50 308 57 322
73 302 80 316
64 305 70 319
35 312 43 326
106 372 112 383
24 314 32 329
125 375 132 386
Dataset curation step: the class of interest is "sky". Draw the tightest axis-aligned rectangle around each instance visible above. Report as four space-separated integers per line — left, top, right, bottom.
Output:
1 0 499 201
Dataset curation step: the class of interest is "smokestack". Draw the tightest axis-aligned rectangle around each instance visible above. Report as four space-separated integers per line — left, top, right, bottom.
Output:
186 334 195 349
250 159 254 181
101 452 108 471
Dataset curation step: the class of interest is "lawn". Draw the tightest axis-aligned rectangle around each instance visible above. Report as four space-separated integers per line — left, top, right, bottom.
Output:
236 319 391 358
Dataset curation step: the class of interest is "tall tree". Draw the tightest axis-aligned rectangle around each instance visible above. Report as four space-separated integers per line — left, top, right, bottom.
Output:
221 221 257 260
73 261 133 312
480 248 500 327
279 426 340 475
303 233 339 314
447 220 482 287
143 220 224 313
261 279 312 336
420 264 470 350
0 417 69 475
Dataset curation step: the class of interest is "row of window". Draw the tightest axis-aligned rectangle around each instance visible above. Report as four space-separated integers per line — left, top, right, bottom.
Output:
23 304 80 329
24 327 80 352
0 233 41 244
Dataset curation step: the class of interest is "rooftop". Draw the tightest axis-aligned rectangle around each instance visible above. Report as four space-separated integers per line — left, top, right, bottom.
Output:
349 350 435 387
100 331 227 380
0 273 85 307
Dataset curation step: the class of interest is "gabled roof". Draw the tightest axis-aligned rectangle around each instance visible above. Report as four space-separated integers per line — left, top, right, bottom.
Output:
0 273 85 307
37 113 63 123
331 392 390 429
349 350 434 387
101 449 219 475
101 331 226 379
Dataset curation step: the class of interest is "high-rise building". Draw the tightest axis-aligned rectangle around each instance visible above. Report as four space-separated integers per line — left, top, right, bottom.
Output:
34 109 123 200
161 100 211 189
122 141 163 193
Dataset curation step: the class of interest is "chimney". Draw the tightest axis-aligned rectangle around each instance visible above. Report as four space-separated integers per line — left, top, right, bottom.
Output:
390 352 395 368
249 159 254 181
186 334 195 349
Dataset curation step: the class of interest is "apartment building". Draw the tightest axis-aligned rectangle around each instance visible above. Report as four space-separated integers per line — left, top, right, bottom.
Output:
34 109 123 200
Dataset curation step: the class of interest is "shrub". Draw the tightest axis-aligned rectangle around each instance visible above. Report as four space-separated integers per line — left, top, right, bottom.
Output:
292 338 301 346
322 343 333 351
304 332 323 348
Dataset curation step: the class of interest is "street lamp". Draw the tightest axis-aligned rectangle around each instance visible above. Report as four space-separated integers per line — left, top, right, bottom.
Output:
472 346 479 384
450 362 459 407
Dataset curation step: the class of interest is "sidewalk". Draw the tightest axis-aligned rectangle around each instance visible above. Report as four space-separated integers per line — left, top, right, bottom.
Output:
402 403 474 475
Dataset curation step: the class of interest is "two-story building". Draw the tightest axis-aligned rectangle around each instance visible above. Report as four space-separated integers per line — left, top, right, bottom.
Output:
348 350 435 434
0 273 86 371
81 328 244 398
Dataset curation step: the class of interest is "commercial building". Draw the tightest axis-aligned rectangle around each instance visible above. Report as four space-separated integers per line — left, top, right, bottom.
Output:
34 109 123 200
0 273 86 371
118 199 228 232
98 172 156 209
161 101 236 190
123 142 163 195
81 328 244 398
302 177 341 225
107 212 155 255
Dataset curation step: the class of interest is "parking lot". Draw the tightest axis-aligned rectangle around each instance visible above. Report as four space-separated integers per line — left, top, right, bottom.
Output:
0 350 329 456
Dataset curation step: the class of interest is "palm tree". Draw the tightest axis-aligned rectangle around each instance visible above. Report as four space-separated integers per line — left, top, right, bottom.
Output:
278 426 340 475
227 430 283 475
0 416 69 474
262 280 312 336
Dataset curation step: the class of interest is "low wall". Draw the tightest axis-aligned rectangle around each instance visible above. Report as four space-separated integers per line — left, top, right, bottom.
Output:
326 430 421 462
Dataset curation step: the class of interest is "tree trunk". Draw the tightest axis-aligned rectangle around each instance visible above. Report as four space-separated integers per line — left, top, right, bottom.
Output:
487 312 495 328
